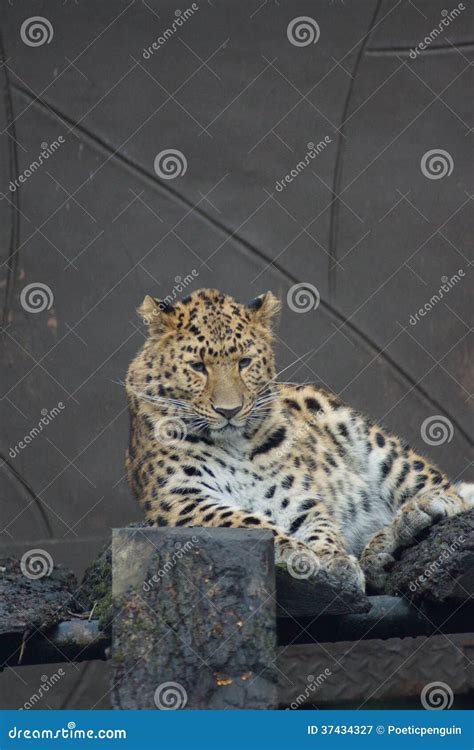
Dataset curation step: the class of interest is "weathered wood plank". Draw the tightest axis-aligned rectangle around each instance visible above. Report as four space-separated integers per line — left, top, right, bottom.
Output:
111 527 278 710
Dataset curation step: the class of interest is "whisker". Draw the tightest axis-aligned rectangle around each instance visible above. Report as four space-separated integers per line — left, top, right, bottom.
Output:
273 350 315 380
252 403 276 413
252 409 274 417
187 419 209 433
127 386 194 412
253 399 275 409
254 395 279 406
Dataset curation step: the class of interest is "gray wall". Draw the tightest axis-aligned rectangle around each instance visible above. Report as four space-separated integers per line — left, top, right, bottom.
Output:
1 0 472 708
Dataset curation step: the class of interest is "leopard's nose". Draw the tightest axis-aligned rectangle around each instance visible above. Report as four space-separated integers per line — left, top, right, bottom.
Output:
213 405 242 420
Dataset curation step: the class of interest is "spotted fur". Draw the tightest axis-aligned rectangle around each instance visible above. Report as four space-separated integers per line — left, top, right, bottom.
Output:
126 288 471 593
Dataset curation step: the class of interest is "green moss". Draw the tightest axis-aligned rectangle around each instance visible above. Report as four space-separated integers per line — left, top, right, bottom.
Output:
75 541 112 632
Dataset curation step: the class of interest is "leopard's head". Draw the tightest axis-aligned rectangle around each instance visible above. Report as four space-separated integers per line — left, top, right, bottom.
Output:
126 288 280 436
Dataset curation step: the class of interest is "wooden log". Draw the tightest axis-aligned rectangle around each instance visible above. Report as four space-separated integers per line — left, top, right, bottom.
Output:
0 556 80 638
76 523 370 632
111 527 278 710
386 509 474 602
76 521 149 633
275 566 370 617
3 591 474 669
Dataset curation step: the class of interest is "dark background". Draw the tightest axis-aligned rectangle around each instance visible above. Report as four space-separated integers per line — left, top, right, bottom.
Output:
1 0 472 708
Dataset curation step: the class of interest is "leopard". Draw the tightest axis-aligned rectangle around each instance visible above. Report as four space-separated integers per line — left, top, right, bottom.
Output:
125 287 472 594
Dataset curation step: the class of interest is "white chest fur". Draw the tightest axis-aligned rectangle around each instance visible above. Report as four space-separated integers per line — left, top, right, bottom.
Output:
199 443 261 512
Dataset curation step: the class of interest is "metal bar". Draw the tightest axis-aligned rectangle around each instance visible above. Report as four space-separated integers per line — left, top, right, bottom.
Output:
277 595 474 644
0 620 109 668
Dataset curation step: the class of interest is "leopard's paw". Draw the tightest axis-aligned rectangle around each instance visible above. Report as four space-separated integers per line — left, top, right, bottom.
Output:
394 491 458 548
360 552 395 594
323 553 366 595
456 481 474 506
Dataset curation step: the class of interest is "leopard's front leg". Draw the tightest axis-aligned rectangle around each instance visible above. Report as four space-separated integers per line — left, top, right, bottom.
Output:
361 485 470 592
287 502 366 593
146 494 318 567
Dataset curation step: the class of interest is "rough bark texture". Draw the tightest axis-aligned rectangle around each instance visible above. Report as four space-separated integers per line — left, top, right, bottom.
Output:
276 565 370 617
76 521 148 632
0 557 79 637
111 528 278 710
2 512 472 674
76 542 112 631
0 556 83 666
386 509 474 603
74 524 370 639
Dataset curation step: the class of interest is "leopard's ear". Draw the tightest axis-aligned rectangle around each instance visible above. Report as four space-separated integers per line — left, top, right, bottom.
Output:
247 291 281 327
137 295 177 335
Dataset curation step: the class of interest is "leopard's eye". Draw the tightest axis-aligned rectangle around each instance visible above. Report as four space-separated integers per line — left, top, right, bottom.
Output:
190 362 207 374
239 357 252 370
